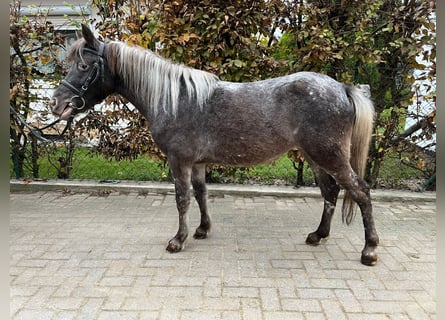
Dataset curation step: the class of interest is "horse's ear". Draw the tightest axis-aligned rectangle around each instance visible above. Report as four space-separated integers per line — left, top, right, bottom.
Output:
81 23 100 50
75 29 82 40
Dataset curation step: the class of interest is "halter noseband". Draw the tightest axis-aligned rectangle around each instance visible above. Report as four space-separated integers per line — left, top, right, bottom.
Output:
60 42 105 112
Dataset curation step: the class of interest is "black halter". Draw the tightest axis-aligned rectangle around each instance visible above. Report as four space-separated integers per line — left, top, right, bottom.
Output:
60 42 105 112
9 43 106 143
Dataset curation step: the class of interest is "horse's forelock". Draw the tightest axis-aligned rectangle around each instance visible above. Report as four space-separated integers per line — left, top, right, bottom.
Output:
66 39 87 62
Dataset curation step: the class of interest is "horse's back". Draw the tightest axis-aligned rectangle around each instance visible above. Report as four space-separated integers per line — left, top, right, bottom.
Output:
181 72 355 165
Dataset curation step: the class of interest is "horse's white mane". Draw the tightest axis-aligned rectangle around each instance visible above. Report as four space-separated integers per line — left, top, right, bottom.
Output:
109 41 219 116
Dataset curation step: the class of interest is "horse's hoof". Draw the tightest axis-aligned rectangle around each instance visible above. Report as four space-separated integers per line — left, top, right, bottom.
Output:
193 227 208 240
305 232 322 246
166 239 184 253
361 249 378 266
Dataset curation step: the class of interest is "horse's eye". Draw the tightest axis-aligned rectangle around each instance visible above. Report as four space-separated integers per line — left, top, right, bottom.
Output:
78 62 89 71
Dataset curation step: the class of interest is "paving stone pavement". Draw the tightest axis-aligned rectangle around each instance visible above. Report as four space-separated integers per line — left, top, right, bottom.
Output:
10 186 436 320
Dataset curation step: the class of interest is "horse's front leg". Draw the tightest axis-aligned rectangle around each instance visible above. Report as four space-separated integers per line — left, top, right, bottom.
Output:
166 162 192 253
192 164 211 239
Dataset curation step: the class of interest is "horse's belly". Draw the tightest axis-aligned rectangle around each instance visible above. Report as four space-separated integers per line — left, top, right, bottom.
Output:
203 137 296 166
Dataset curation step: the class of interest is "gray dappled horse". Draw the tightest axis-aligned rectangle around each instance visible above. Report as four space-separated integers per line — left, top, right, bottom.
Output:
50 25 379 266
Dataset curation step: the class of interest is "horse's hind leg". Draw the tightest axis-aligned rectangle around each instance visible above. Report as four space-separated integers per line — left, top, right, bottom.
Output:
331 167 379 266
306 168 340 245
302 149 378 265
192 164 211 239
166 160 192 253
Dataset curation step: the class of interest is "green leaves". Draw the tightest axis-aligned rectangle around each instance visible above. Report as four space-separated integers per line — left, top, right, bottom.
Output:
28 0 433 184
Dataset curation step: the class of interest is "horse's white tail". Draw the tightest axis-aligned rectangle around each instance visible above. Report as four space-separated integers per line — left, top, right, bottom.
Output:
342 85 375 225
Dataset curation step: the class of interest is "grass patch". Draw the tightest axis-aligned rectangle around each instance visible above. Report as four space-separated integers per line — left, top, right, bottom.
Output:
14 148 170 182
378 151 424 180
13 147 314 185
375 151 426 188
11 147 426 189
220 157 314 185
69 151 169 181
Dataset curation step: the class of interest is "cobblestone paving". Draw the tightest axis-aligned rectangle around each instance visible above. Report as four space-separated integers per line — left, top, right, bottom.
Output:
10 190 436 319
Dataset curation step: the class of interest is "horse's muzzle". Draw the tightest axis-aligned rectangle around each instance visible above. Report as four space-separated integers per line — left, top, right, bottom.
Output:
49 98 73 120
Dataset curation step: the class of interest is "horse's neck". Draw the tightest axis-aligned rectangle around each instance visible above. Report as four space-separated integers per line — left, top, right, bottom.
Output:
109 46 154 121
114 81 153 122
